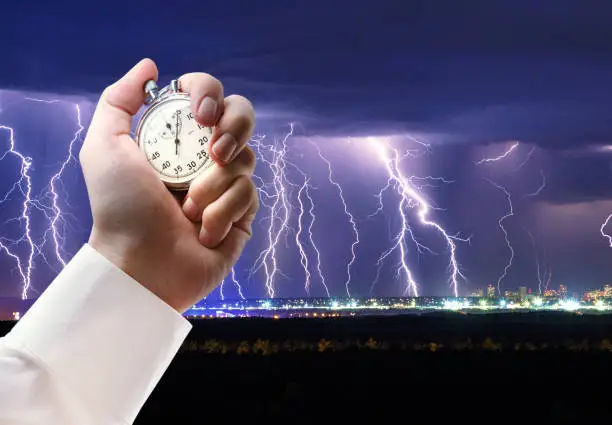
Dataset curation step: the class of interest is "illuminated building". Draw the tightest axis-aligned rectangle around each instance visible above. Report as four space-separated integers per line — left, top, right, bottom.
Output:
519 287 527 300
487 285 496 298
583 290 600 302
583 285 612 303
471 289 484 297
544 289 558 298
559 285 568 299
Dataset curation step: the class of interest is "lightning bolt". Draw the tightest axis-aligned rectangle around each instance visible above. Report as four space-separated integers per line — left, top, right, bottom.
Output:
0 95 83 299
250 130 291 297
219 267 245 301
485 179 514 295
307 140 359 297
250 126 331 298
477 140 548 296
303 180 330 297
230 268 245 300
368 147 432 296
600 214 612 247
295 179 312 293
524 170 546 198
0 124 33 299
43 102 84 267
368 137 468 297
545 265 552 292
525 228 543 294
250 125 309 298
515 145 537 170
475 141 520 165
519 168 547 295
289 157 329 296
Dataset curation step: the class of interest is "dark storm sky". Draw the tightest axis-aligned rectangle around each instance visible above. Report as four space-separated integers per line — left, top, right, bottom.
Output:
1 0 612 298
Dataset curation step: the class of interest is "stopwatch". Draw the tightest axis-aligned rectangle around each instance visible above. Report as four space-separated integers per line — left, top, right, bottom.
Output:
135 79 215 190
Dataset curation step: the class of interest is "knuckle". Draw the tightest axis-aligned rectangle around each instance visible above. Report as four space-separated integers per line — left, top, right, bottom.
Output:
232 112 254 134
181 72 223 95
235 174 254 194
226 95 255 120
226 94 252 108
100 85 114 102
236 146 256 170
201 205 223 230
240 178 259 216
245 210 258 225
247 178 259 204
187 166 217 199
252 184 261 212
186 180 205 202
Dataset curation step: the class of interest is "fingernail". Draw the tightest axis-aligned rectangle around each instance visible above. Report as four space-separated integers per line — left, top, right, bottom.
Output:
213 133 238 164
182 197 200 222
198 97 218 124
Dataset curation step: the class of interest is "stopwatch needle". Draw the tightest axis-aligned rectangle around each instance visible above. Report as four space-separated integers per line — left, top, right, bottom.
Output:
175 112 181 156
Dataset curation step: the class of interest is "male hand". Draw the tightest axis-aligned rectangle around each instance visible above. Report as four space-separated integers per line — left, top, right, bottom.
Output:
79 59 258 313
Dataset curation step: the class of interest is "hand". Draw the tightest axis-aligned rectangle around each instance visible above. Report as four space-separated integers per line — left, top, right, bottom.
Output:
79 59 258 313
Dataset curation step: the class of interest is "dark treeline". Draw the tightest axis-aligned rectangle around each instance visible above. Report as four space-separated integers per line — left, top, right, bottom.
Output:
137 351 610 423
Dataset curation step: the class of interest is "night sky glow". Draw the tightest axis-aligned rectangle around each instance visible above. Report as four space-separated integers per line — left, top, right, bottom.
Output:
1 1 612 299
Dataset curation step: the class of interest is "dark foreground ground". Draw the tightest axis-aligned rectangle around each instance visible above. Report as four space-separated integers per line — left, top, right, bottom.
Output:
2 312 612 423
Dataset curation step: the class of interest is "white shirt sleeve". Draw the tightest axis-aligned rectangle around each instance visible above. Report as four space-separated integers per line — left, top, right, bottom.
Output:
0 243 192 425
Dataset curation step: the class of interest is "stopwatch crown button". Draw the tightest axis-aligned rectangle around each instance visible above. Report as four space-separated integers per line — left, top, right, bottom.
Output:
144 80 159 104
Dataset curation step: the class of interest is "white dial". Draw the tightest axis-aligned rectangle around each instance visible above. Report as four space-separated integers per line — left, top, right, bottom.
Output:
136 96 214 189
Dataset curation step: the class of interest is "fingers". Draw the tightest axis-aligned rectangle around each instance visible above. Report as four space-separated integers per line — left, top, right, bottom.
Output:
182 147 256 221
210 95 255 164
167 73 255 165
88 58 158 140
215 191 259 263
198 175 259 248
215 214 258 265
178 72 224 127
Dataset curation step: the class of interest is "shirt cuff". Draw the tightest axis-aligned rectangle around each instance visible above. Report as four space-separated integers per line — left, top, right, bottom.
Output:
6 243 192 424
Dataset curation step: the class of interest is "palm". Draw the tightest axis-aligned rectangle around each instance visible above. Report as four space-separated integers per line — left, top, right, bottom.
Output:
84 134 233 309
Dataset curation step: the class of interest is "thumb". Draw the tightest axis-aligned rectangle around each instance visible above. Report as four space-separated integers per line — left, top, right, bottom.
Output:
89 58 158 139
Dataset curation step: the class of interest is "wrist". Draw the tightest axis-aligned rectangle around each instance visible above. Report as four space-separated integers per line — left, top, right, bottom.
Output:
88 228 189 313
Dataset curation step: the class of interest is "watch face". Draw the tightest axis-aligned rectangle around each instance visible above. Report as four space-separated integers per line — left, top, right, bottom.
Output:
136 95 214 189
